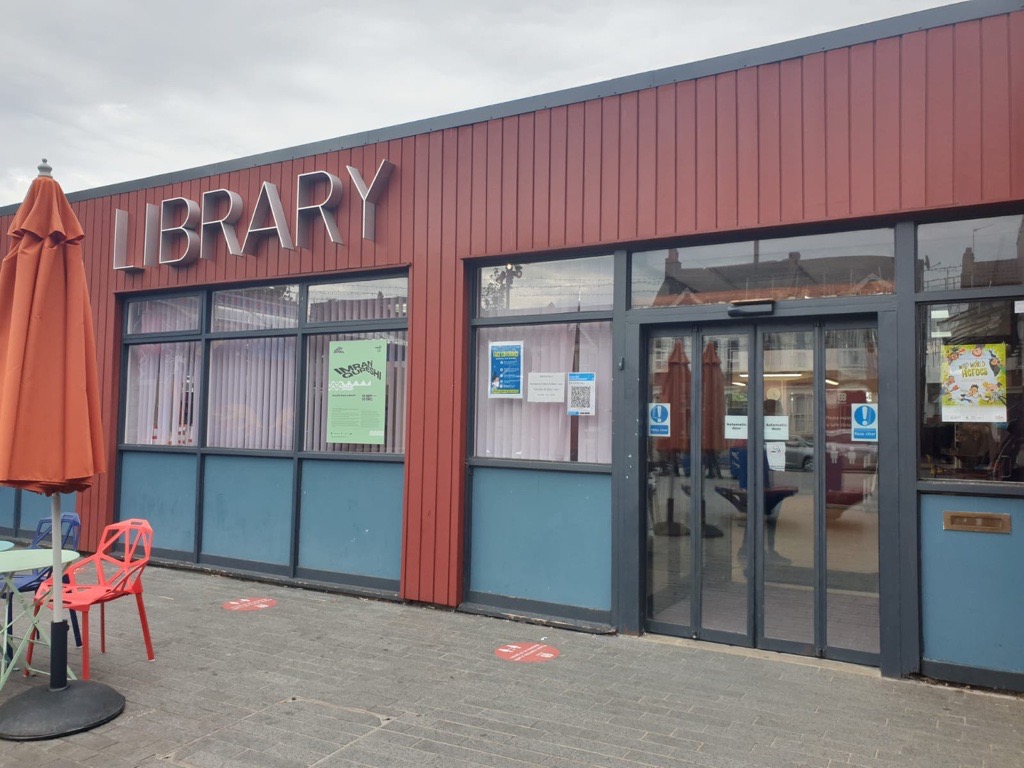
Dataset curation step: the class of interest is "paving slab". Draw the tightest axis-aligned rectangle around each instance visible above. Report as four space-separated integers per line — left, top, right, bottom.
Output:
0 566 1019 767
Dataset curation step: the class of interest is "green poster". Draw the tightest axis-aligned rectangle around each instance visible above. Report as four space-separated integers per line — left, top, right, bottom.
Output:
328 339 388 444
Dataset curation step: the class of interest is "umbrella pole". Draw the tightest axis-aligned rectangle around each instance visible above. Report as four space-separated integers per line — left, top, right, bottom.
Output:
49 494 68 691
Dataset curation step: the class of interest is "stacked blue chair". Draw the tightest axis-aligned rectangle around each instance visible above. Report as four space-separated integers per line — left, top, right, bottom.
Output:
5 513 82 651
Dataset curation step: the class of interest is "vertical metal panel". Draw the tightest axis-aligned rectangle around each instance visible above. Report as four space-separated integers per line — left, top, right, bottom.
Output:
802 53 827 220
485 120 503 254
655 85 677 236
636 89 657 239
779 59 803 222
503 118 520 252
954 21 984 204
532 109 552 248
516 114 535 251
875 37 902 212
757 63 781 225
926 26 956 206
715 72 738 230
825 48 851 218
737 67 760 229
900 31 928 209
600 97 621 243
676 81 697 234
695 77 717 230
981 15 1012 201
565 102 586 246
583 100 603 244
548 106 568 249
1012 11 1024 198
618 92 639 239
849 43 876 215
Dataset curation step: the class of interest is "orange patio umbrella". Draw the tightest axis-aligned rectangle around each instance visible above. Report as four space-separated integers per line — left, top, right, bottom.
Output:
0 161 123 739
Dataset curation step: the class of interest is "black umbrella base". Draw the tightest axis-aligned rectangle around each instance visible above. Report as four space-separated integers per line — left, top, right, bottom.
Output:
0 680 125 740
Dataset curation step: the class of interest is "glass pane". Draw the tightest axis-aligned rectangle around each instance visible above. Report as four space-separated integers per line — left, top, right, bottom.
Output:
825 328 880 655
308 277 408 322
126 295 200 334
474 322 612 462
700 334 750 636
646 335 693 627
123 342 202 446
304 331 408 453
207 337 296 449
917 215 1024 292
211 285 299 331
761 330 815 646
631 229 894 308
919 300 1023 482
476 255 614 317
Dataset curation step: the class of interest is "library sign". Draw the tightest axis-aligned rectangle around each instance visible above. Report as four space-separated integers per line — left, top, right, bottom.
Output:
112 160 394 272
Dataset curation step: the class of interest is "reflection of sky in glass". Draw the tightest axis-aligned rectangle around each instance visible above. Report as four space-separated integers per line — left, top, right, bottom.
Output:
478 254 614 317
918 215 1024 292
309 277 407 303
631 229 893 307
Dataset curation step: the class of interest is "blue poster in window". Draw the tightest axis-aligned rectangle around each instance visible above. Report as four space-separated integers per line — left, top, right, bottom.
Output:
488 341 523 399
567 372 596 416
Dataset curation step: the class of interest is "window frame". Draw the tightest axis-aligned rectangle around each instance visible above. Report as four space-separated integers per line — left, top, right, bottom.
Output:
120 274 409 462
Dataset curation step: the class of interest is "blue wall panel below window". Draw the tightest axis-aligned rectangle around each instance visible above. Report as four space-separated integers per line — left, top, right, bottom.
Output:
470 468 611 611
920 494 1024 674
18 490 77 539
120 452 196 553
0 487 16 531
202 456 293 565
299 460 403 580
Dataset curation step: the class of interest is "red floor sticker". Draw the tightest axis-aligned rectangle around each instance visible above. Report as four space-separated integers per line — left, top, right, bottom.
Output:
222 597 277 611
495 642 560 663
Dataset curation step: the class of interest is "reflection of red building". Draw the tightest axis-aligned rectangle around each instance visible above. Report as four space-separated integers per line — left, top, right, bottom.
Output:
654 247 894 306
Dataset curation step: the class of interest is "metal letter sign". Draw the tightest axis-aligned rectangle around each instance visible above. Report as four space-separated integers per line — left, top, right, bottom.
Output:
648 403 670 437
851 403 878 442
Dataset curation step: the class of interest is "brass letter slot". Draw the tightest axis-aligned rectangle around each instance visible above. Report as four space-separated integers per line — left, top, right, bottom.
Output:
943 511 1012 534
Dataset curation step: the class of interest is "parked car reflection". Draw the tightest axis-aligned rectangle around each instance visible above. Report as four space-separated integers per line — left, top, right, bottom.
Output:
784 435 814 470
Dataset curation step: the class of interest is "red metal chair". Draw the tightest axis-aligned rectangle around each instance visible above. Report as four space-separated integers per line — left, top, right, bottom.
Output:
27 518 154 680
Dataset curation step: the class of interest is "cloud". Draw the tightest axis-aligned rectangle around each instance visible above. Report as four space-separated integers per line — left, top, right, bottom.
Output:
1 0 948 205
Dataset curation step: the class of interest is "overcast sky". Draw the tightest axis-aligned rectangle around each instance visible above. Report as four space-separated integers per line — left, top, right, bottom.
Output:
1 0 955 207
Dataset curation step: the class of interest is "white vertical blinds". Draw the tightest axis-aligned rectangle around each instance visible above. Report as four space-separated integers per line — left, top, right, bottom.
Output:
474 322 612 463
206 338 296 450
124 342 202 445
304 332 408 453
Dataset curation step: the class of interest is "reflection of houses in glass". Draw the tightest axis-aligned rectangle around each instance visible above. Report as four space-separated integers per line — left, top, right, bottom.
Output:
652 246 894 306
918 216 1024 291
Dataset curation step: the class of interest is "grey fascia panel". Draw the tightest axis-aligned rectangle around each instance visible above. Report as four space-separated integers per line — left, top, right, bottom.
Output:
2 0 1021 215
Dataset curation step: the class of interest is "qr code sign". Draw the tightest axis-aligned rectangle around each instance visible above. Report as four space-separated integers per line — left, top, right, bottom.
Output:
569 385 592 411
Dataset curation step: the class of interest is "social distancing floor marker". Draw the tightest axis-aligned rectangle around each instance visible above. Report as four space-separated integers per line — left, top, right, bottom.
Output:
495 642 559 663
223 597 277 611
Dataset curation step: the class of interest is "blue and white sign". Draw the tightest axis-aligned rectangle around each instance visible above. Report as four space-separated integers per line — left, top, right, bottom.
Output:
648 403 671 437
851 403 878 442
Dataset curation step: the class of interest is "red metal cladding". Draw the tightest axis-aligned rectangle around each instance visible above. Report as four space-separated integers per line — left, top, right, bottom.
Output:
1 11 1022 586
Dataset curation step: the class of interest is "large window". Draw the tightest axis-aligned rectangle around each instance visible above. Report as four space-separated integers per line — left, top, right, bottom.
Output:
631 229 895 308
122 275 408 455
919 299 1024 482
917 215 1024 292
472 255 614 464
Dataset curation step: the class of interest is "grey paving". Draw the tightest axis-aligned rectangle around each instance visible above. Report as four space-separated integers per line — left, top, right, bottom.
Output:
0 566 1020 767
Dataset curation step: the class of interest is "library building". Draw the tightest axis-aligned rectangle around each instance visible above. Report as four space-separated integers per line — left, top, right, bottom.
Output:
2 0 1022 692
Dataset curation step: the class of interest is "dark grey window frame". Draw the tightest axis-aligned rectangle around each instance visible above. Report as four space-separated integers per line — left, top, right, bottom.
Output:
115 272 408 595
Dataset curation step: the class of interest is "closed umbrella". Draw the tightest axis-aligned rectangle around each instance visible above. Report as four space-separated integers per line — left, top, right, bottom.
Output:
701 340 727 478
653 340 691 536
0 161 124 739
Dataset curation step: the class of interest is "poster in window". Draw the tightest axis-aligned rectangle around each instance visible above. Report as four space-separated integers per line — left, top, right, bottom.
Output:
489 341 523 399
327 339 388 444
567 372 596 416
940 343 1006 423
